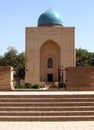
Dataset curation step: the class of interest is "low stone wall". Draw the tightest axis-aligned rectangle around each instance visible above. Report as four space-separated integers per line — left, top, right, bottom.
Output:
0 66 14 91
66 67 94 91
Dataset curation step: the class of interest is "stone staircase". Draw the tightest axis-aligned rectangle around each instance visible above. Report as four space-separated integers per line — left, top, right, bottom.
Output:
0 93 94 121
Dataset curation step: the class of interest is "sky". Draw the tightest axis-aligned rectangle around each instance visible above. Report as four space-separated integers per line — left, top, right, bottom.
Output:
0 0 94 55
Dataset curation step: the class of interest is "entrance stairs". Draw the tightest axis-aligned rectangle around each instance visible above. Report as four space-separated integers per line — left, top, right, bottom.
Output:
0 92 94 121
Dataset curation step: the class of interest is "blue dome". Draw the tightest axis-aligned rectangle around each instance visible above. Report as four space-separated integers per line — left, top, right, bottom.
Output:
38 8 63 26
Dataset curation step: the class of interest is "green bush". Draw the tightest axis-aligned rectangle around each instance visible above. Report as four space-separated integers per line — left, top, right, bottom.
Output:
14 83 41 89
59 82 67 89
14 85 25 89
31 84 40 89
25 83 32 88
50 83 57 87
14 85 19 89
20 85 25 88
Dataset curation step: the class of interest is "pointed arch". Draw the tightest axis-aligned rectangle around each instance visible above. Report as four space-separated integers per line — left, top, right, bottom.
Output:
40 39 60 50
40 39 60 82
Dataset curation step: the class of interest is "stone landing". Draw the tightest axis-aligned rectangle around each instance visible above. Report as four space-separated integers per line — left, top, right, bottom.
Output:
0 121 94 130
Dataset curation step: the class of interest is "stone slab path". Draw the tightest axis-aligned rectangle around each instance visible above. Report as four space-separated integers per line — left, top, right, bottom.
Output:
0 121 94 130
0 91 94 95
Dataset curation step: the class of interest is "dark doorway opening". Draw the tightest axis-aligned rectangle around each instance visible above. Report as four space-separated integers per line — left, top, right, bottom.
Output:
47 74 53 82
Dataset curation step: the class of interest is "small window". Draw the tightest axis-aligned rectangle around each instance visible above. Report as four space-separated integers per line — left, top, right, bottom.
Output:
48 57 53 68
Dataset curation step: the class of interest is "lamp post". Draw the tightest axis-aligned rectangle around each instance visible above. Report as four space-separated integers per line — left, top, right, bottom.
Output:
58 66 66 89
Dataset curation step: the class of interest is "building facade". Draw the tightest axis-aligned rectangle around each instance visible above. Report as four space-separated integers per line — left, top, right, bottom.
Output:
25 8 75 85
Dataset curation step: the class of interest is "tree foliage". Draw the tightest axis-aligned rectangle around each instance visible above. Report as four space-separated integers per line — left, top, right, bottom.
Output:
0 47 25 79
2 47 18 68
76 48 94 66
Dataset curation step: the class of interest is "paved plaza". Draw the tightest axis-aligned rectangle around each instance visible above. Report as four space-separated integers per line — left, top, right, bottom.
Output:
0 121 94 130
0 91 94 95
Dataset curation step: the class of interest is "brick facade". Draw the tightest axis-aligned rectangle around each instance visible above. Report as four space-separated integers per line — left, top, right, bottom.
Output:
25 27 75 85
0 66 14 90
66 67 94 91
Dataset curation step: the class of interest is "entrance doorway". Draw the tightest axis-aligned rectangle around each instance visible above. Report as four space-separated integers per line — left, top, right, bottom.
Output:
47 74 53 82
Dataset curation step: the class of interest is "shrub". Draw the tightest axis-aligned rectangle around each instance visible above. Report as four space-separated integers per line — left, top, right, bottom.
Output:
32 84 40 89
20 85 25 88
14 83 41 89
50 83 57 87
59 82 67 90
14 85 19 89
25 83 32 88
14 85 25 89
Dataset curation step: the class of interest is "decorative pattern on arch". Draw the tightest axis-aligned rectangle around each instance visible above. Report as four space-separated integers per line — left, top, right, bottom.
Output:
40 39 60 82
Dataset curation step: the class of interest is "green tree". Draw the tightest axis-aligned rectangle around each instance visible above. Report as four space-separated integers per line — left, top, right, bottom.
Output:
76 48 94 66
0 56 4 66
2 47 18 69
16 52 26 79
0 47 26 79
16 52 26 71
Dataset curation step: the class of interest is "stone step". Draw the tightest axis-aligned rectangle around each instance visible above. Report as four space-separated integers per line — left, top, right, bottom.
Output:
0 102 94 107
0 116 94 121
0 111 93 116
0 94 94 98
0 106 93 111
0 93 93 121
0 98 94 102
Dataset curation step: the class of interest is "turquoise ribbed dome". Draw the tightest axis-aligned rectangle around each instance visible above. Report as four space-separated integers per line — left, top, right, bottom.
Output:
38 8 63 26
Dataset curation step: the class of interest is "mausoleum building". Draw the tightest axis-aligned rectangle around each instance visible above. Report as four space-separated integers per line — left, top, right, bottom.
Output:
25 8 75 85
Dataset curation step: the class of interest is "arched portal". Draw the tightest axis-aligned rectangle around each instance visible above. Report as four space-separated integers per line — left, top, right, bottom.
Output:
40 40 60 82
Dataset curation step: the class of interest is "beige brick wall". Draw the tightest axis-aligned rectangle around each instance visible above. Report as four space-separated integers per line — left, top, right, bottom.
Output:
0 66 14 90
25 26 75 84
66 67 94 91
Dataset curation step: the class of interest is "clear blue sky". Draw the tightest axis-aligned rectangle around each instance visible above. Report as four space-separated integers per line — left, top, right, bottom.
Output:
0 0 94 55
